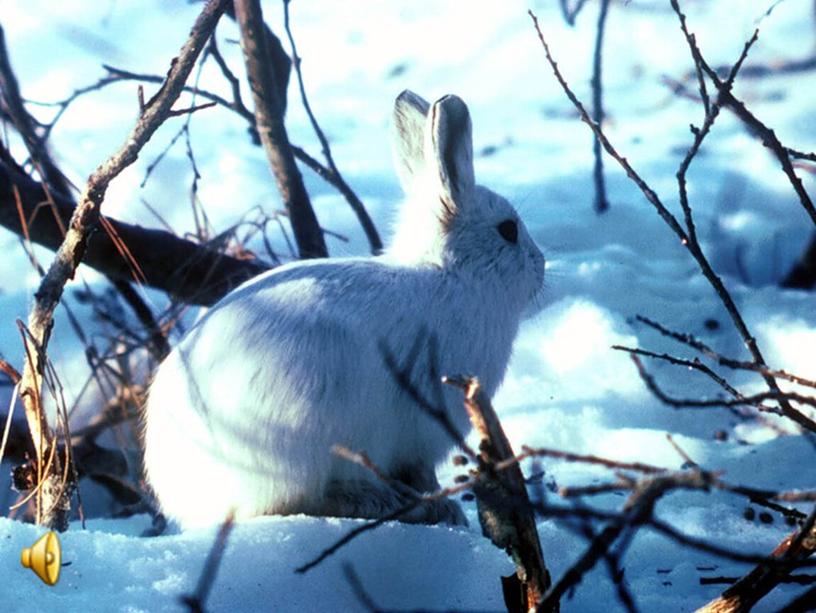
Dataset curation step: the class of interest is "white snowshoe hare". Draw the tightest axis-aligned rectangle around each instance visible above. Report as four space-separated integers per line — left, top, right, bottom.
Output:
143 91 546 528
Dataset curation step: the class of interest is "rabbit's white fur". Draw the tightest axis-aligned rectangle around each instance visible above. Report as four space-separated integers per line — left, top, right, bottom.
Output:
142 91 545 528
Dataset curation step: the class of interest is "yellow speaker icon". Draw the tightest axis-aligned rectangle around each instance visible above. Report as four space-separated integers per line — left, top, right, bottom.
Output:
20 531 61 586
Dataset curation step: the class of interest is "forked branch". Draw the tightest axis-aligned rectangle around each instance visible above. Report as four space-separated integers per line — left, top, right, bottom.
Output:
527 8 816 435
16 0 230 529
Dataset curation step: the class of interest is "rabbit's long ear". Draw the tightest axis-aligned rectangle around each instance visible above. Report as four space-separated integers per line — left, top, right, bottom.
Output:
425 95 475 218
393 90 430 191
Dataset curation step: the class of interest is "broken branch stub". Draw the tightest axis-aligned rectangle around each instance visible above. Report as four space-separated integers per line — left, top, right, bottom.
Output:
446 375 555 613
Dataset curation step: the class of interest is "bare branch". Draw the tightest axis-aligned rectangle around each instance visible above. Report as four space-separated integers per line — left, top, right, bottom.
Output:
528 8 816 435
540 471 716 610
204 35 256 128
234 0 327 259
518 444 665 475
0 25 73 200
698 506 816 612
294 480 471 574
0 154 268 306
672 2 816 230
628 355 816 422
710 54 816 80
71 65 366 222
16 0 230 529
613 345 750 410
282 0 382 255
102 64 252 122
671 0 759 248
625 317 816 390
379 338 478 461
181 510 235 613
300 439 816 581
342 563 380 613
331 445 420 501
590 0 610 213
787 148 816 163
165 100 217 118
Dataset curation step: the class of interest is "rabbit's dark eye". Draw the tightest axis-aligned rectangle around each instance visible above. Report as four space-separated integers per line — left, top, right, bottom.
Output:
497 219 518 244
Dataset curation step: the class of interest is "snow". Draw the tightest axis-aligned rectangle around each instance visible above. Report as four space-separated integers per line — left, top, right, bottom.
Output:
1 515 513 612
1 0 815 611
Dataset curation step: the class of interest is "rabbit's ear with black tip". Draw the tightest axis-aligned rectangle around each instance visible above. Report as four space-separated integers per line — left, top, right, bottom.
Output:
393 90 430 191
425 95 475 218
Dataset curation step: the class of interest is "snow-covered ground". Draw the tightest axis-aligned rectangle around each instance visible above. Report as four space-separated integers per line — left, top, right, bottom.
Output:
1 0 815 611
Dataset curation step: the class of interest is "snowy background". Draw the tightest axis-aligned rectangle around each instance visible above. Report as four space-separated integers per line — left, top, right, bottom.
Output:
1 0 815 610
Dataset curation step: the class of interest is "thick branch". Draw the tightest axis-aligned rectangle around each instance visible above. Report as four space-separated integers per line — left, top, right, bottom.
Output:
234 0 327 259
543 471 716 610
223 1 292 116
0 161 269 305
0 25 72 199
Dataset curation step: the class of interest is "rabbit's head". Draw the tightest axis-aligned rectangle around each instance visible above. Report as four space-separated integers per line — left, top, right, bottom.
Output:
389 90 545 308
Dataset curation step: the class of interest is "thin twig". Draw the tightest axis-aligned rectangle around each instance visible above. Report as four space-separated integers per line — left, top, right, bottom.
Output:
16 0 230 529
331 445 421 501
181 510 235 613
205 36 254 125
379 338 477 461
297 443 815 577
166 101 217 118
671 1 816 229
628 354 816 414
671 0 758 248
342 563 380 612
633 315 816 389
53 62 363 216
612 345 748 408
0 25 73 200
529 9 816 434
666 433 698 468
294 480 472 574
519 445 665 475
234 0 327 259
539 471 715 609
282 0 382 254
